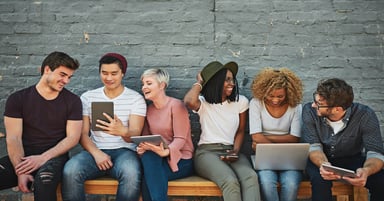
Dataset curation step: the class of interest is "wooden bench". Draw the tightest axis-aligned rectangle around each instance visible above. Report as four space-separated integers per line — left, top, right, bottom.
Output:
56 175 369 201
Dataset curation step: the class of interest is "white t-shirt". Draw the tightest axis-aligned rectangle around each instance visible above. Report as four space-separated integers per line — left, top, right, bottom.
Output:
249 98 302 137
196 95 249 145
326 118 345 134
81 87 146 150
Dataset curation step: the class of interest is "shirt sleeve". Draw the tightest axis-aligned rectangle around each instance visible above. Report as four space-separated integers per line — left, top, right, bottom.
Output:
130 94 147 117
67 93 83 120
360 107 384 160
290 104 302 137
238 95 249 113
249 98 262 135
167 99 192 172
367 151 384 162
302 103 322 145
4 92 22 118
80 93 90 117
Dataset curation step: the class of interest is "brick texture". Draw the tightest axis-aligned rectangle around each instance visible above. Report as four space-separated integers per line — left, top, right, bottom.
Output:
0 0 383 200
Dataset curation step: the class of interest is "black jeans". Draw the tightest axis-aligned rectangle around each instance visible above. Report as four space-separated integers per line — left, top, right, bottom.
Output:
306 155 384 201
0 154 68 201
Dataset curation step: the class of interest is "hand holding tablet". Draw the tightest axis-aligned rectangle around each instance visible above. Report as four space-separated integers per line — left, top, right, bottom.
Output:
91 102 114 131
322 163 358 178
131 135 168 148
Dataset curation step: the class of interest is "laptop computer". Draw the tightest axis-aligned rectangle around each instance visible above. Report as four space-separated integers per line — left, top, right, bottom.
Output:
252 143 310 170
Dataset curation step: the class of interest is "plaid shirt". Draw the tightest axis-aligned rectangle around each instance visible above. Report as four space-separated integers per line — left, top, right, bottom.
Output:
302 102 384 161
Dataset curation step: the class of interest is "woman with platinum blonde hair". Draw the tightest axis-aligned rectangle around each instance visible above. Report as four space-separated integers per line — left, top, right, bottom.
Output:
138 68 194 201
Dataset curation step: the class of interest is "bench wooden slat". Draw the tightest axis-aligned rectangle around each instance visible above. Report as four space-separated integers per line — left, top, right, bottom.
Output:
168 176 222 196
84 179 118 194
57 176 369 201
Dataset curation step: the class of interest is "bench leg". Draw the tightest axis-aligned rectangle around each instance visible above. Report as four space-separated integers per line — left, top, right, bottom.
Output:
57 185 63 201
353 186 368 201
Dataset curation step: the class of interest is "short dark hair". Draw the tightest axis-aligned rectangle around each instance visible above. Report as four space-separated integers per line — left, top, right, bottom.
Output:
98 53 127 74
316 78 354 110
40 51 79 75
201 68 239 104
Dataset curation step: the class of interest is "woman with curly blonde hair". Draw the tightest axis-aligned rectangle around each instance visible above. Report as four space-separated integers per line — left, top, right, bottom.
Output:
249 67 303 201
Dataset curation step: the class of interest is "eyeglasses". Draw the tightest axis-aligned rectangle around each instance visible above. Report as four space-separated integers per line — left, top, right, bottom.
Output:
313 93 334 110
225 77 236 84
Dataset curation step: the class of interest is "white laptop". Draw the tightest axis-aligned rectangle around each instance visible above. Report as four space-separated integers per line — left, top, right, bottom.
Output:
252 143 310 170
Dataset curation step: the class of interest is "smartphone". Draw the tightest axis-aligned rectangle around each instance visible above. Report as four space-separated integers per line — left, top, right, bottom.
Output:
219 153 239 161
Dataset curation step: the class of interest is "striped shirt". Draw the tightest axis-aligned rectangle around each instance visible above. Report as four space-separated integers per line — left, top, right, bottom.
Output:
81 86 146 151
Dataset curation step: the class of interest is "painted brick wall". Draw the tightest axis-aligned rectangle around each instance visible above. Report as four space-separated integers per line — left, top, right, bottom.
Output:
0 0 383 135
0 0 383 199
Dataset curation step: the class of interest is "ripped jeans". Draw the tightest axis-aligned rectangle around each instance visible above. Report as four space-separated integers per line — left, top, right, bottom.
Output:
0 154 68 201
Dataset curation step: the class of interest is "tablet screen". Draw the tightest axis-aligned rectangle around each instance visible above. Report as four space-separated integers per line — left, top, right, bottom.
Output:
91 102 114 131
322 163 357 178
131 135 168 148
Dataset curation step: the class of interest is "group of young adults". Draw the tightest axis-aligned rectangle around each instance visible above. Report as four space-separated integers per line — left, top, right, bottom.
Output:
0 51 383 201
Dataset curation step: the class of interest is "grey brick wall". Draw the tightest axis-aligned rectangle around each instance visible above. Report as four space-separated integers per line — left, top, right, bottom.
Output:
1 0 383 135
0 0 383 199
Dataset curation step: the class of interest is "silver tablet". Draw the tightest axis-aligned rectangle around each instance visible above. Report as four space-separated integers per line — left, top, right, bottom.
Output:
131 135 168 148
322 163 357 178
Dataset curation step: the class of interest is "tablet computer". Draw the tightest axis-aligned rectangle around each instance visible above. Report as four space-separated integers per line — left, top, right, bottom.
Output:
322 163 357 178
131 135 168 148
91 102 114 131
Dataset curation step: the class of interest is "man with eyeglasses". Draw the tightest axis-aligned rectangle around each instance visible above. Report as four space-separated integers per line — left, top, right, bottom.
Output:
302 78 384 201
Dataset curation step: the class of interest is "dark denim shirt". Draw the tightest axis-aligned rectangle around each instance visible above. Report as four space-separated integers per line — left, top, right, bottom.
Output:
302 102 384 161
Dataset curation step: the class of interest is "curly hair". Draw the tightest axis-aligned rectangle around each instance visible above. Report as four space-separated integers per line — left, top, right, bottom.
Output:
251 67 303 107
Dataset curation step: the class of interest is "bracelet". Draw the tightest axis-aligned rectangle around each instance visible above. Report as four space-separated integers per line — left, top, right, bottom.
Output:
193 82 203 90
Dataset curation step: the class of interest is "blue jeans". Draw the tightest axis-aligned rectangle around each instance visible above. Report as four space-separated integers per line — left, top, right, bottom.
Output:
140 151 194 201
0 154 68 201
257 170 302 201
306 155 384 201
61 148 141 201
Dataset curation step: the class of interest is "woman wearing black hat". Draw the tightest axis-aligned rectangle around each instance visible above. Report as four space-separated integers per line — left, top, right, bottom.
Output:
184 61 261 201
